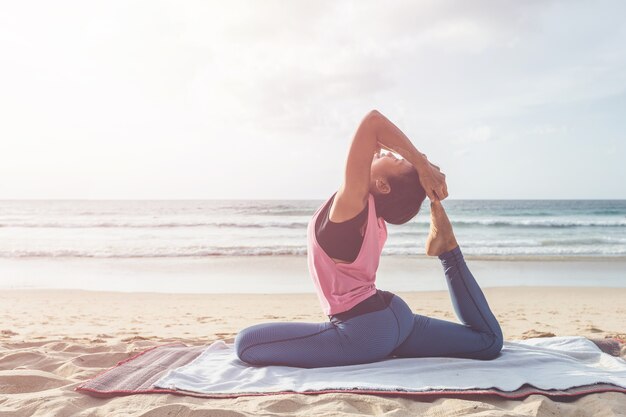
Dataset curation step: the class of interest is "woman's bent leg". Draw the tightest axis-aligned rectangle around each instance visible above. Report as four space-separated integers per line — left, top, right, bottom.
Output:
235 321 345 367
391 246 503 360
235 303 409 368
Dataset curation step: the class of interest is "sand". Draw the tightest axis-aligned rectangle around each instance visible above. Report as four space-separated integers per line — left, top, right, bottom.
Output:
1 287 625 416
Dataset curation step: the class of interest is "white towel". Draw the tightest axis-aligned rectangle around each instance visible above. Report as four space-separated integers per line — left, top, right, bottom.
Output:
154 336 626 394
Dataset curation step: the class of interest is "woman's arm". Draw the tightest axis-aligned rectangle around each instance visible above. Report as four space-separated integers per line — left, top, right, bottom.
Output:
330 110 380 222
369 112 428 172
332 109 446 223
369 110 448 201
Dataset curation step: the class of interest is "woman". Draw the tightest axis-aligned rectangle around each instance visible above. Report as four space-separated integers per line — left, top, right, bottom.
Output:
234 109 503 368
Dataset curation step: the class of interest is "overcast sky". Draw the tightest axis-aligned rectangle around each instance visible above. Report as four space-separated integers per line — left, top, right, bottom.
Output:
0 0 624 199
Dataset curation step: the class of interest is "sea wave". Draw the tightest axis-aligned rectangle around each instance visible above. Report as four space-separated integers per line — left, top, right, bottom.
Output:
0 221 310 229
388 236 626 248
1 217 625 229
0 247 309 258
442 219 626 228
2 245 625 258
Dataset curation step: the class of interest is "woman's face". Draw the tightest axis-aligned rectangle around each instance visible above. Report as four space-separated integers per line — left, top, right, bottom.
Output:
371 151 413 180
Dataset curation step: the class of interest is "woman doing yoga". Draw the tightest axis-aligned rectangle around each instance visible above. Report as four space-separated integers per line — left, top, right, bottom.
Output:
234 109 503 368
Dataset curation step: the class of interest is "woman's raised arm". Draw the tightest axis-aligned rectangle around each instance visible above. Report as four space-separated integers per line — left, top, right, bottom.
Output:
330 110 382 221
369 110 448 201
333 110 447 223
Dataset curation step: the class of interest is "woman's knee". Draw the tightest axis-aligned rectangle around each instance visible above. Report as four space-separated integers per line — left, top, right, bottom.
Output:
487 323 504 358
491 331 504 358
234 324 264 364
234 330 249 362
477 331 504 360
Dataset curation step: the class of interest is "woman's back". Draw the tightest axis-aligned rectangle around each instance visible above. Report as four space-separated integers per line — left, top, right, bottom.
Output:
307 192 388 316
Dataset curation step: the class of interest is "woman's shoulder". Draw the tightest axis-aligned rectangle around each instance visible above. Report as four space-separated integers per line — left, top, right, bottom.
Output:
328 187 370 223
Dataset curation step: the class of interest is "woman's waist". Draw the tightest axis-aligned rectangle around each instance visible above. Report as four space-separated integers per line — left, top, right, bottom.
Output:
328 289 395 323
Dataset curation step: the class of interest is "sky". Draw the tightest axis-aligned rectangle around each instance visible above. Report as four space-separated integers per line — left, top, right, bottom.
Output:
0 0 625 200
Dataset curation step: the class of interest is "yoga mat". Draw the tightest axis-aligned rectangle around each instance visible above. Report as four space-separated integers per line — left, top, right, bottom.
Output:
154 336 626 395
76 336 626 399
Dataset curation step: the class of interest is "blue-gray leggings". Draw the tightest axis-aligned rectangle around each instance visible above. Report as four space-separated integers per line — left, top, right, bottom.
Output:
234 246 503 368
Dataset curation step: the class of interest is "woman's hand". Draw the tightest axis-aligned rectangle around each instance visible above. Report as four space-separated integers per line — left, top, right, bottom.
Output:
416 154 448 201
375 141 448 201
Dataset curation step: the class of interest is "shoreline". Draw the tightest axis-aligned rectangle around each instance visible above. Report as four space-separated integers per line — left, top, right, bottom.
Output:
4 283 626 296
1 255 624 294
3 253 626 262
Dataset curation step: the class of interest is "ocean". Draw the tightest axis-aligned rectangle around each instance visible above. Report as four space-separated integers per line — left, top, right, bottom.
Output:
1 199 625 259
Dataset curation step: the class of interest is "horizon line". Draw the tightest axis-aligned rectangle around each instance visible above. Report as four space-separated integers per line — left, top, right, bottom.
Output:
1 198 625 202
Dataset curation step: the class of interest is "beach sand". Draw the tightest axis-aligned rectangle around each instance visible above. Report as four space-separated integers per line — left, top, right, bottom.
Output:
1 285 625 416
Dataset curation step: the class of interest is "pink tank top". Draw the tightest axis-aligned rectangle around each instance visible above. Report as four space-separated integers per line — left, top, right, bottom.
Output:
307 192 388 316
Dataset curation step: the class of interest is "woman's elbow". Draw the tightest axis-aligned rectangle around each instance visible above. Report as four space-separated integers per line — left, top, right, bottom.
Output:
362 109 384 132
366 109 383 121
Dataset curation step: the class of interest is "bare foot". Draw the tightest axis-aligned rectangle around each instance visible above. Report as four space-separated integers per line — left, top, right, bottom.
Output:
425 200 459 257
